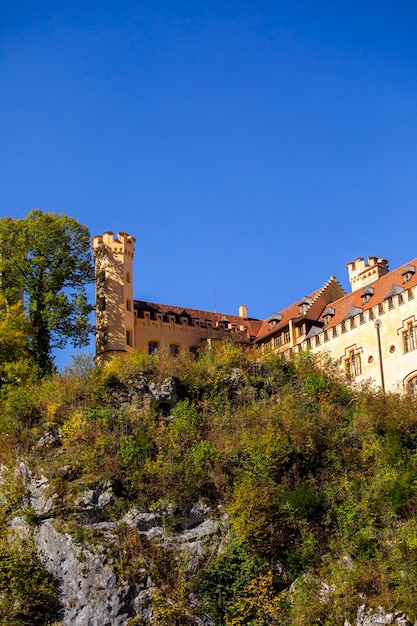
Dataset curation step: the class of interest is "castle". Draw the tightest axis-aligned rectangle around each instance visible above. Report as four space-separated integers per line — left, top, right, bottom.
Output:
92 231 417 395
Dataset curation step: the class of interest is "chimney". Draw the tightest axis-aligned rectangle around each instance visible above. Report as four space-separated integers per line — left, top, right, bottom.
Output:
239 304 248 318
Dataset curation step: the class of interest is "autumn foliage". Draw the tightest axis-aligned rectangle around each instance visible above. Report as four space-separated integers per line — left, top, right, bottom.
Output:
1 342 417 624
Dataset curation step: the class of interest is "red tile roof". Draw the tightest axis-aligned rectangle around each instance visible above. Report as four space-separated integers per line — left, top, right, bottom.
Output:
318 258 417 329
133 300 263 338
254 277 345 342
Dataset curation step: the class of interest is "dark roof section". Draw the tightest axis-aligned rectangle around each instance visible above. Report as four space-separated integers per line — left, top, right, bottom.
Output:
402 264 416 276
343 306 363 320
384 284 404 299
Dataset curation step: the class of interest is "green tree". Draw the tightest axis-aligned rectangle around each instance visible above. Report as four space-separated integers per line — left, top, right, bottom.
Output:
0 533 61 624
0 210 94 375
0 299 37 385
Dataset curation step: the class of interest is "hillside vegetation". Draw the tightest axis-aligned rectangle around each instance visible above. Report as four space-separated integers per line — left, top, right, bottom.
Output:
1 342 417 625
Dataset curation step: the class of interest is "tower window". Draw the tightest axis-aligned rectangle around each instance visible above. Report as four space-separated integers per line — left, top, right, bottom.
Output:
126 299 131 311
126 329 133 347
126 272 131 283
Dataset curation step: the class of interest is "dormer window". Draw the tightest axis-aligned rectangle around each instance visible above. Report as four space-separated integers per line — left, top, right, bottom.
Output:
403 265 416 283
344 306 363 321
322 307 335 326
361 286 374 305
384 284 404 307
219 316 230 329
267 313 282 331
299 297 313 315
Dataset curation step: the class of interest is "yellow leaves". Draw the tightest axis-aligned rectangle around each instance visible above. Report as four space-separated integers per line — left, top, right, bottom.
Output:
225 571 287 626
61 410 90 443
227 475 277 548
46 401 61 420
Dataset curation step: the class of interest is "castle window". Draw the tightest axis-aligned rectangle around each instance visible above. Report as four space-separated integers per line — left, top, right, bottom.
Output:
126 272 131 283
361 287 374 305
408 288 415 301
341 321 347 333
315 335 321 346
398 293 404 305
148 341 158 355
126 329 133 347
387 297 393 310
403 322 417 353
169 344 180 357
126 299 131 311
299 297 313 315
332 327 338 338
378 303 385 315
274 335 283 348
322 307 335 327
345 349 362 378
297 324 304 337
407 375 417 398
284 331 290 344
402 265 415 284
359 313 365 324
323 330 329 342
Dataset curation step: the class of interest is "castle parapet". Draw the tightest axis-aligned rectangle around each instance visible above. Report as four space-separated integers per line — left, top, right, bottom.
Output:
92 231 136 257
346 256 389 292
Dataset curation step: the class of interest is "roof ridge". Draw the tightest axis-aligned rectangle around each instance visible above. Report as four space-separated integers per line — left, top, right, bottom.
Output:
305 276 344 312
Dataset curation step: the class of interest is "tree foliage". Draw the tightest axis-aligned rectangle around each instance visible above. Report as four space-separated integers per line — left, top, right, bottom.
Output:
0 300 36 386
0 210 94 375
0 532 61 625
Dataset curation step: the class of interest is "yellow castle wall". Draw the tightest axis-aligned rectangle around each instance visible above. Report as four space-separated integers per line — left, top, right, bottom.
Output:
305 288 417 393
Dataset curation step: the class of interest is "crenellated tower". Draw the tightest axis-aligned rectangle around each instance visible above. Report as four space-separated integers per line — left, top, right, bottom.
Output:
92 231 136 360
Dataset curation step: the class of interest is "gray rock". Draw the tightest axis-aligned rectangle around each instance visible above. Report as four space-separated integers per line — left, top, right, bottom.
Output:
15 462 59 518
149 376 179 407
36 430 61 449
179 502 212 530
122 509 161 530
73 484 114 523
357 605 414 626
35 519 134 626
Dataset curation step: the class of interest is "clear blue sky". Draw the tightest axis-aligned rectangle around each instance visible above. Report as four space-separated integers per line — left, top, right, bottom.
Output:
2 1 417 367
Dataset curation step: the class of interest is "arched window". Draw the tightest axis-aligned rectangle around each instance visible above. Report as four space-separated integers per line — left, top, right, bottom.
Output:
405 373 417 398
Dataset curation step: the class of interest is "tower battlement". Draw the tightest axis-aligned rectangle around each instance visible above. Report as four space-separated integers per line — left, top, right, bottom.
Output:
92 231 136 256
346 256 389 292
